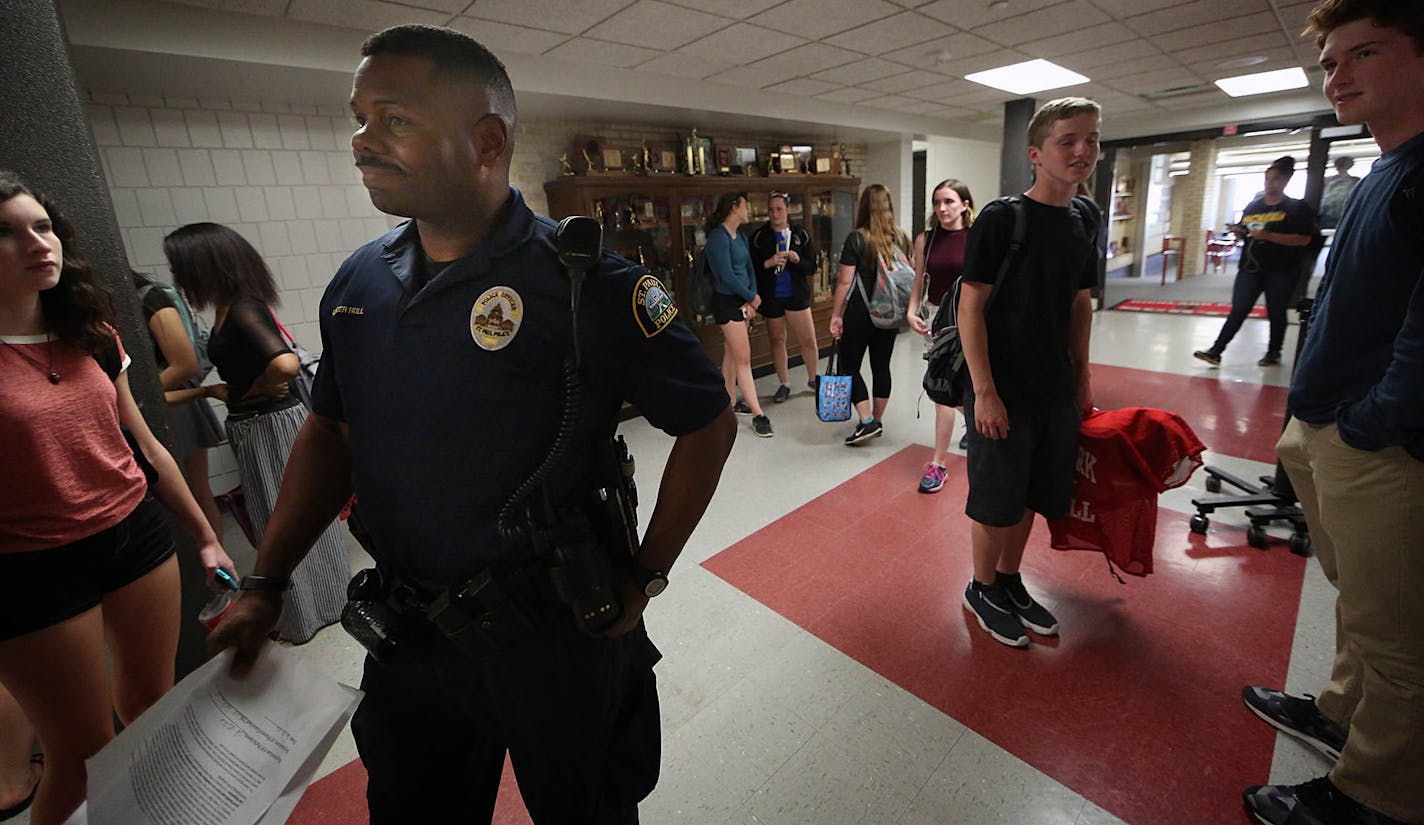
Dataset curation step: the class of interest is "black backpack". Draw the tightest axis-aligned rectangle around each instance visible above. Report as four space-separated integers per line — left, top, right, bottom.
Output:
686 246 715 325
922 194 1100 406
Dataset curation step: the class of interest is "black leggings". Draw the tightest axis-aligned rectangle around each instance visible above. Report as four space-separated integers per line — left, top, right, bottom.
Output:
839 303 898 405
1212 264 1298 355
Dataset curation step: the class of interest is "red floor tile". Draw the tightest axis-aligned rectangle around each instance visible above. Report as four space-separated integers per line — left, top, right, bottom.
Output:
704 445 1307 825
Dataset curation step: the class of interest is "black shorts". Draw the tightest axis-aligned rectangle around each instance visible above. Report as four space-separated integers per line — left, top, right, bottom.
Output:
964 393 1081 527
0 496 176 640
756 291 810 318
352 618 662 824
712 292 748 325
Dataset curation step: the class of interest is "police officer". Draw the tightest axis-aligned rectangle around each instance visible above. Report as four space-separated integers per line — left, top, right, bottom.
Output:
209 24 736 825
748 192 820 401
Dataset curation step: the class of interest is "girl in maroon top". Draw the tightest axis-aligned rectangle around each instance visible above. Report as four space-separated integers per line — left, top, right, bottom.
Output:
907 179 975 493
0 172 232 825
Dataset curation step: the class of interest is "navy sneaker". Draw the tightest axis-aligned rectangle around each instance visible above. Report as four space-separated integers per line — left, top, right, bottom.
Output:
963 582 1029 648
844 419 883 445
1241 687 1346 761
958 433 969 450
1244 776 1406 825
917 463 947 493
996 572 1059 635
772 384 791 403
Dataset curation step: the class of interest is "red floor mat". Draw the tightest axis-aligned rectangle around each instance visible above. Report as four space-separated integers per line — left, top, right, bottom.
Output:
704 445 1307 825
1090 363 1287 464
1111 299 1266 318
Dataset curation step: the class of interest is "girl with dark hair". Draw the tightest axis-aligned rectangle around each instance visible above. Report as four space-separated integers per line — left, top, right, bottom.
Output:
907 179 974 491
0 172 232 825
830 184 911 445
703 192 773 437
164 222 348 644
1194 156 1319 367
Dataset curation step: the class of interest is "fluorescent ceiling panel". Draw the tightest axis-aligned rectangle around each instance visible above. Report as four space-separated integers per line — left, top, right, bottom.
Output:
964 58 1089 95
1214 67 1308 97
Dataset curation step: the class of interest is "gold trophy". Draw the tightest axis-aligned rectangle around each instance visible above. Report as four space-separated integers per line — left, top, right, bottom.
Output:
559 153 575 176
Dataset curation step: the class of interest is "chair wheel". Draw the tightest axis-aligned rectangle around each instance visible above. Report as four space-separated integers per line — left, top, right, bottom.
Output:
1205 476 1223 493
1189 514 1209 534
1289 533 1312 556
1247 525 1268 549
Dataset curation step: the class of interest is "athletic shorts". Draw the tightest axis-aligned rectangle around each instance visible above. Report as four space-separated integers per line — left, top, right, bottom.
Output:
964 393 1081 527
712 292 748 325
756 291 810 318
0 496 175 640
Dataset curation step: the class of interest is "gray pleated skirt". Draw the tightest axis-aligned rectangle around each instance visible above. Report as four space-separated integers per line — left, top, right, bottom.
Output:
226 402 349 644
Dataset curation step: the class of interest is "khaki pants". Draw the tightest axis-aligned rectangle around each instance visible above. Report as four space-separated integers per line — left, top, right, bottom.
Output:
1277 418 1424 823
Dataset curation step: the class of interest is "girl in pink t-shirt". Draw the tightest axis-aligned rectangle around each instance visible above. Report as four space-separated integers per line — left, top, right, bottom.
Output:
0 172 233 825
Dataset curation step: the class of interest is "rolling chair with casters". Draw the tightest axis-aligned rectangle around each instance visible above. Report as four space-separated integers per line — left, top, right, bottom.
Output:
1188 298 1314 557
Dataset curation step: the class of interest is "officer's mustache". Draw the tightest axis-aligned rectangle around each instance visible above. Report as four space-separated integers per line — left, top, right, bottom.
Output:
355 155 403 174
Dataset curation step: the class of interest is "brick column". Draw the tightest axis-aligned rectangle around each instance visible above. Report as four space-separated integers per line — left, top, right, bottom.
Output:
1170 138 1216 278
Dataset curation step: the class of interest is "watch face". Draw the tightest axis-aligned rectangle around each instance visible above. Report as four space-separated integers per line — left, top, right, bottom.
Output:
643 575 668 598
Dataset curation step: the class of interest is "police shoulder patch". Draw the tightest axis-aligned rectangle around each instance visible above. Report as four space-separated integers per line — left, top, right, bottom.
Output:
632 273 678 338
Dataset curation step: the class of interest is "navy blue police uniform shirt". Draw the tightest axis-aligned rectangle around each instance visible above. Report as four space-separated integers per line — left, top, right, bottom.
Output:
311 188 729 582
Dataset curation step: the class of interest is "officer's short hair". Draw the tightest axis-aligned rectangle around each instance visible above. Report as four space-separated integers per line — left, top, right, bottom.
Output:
1026 97 1101 149
361 25 517 127
1305 0 1424 52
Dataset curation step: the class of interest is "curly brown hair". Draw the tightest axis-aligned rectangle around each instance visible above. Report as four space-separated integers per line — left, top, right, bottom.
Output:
0 171 115 352
1305 0 1424 50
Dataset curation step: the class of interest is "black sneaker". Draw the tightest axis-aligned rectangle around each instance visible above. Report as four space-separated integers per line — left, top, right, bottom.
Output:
996 572 1059 635
1258 352 1282 366
1193 349 1223 365
772 384 791 404
963 582 1029 648
732 401 753 415
1244 776 1406 825
844 419 883 445
1241 686 1346 761
807 378 819 392
752 414 774 437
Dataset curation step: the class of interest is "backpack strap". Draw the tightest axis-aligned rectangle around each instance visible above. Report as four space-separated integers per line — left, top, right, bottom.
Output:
985 195 1027 313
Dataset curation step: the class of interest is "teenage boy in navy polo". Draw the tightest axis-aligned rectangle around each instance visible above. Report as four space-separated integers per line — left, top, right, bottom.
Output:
957 97 1100 649
210 24 736 824
1241 2 1424 823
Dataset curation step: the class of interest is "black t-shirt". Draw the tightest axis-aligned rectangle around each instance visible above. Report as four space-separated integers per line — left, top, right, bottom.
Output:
138 281 177 371
1237 195 1318 275
962 196 1097 409
839 230 909 310
207 297 293 413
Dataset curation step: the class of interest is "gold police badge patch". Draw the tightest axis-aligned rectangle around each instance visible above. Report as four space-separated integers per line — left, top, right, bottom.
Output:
633 274 677 338
470 286 523 351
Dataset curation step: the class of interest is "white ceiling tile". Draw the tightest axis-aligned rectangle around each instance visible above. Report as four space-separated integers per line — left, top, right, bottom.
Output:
447 18 570 55
919 104 977 118
634 52 736 79
1058 36 1162 70
585 0 732 50
464 0 632 35
904 78 980 102
858 93 918 110
544 37 663 68
1152 12 1282 52
1125 0 1271 36
858 69 948 94
764 0 901 40
388 0 468 12
816 86 882 103
1184 46 1299 75
707 65 779 88
1073 52 1179 81
161 0 289 14
676 21 806 64
287 0 447 31
1105 66 1208 96
887 30 1004 73
928 48 1034 78
660 0 783 17
919 0 1061 30
1089 0 1180 16
775 78 844 96
1174 32 1299 67
811 57 908 85
824 11 955 55
744 42 861 77
1018 22 1137 59
970 1 1110 47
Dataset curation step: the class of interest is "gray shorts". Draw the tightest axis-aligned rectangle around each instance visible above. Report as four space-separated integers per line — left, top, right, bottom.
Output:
964 392 1081 527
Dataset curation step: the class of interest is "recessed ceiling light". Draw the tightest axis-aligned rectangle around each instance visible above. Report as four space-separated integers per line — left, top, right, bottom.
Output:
964 59 1089 95
1214 67 1309 97
1217 55 1269 70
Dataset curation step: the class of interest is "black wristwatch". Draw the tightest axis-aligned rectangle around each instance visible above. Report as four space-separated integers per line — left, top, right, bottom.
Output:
239 575 292 592
631 561 668 598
